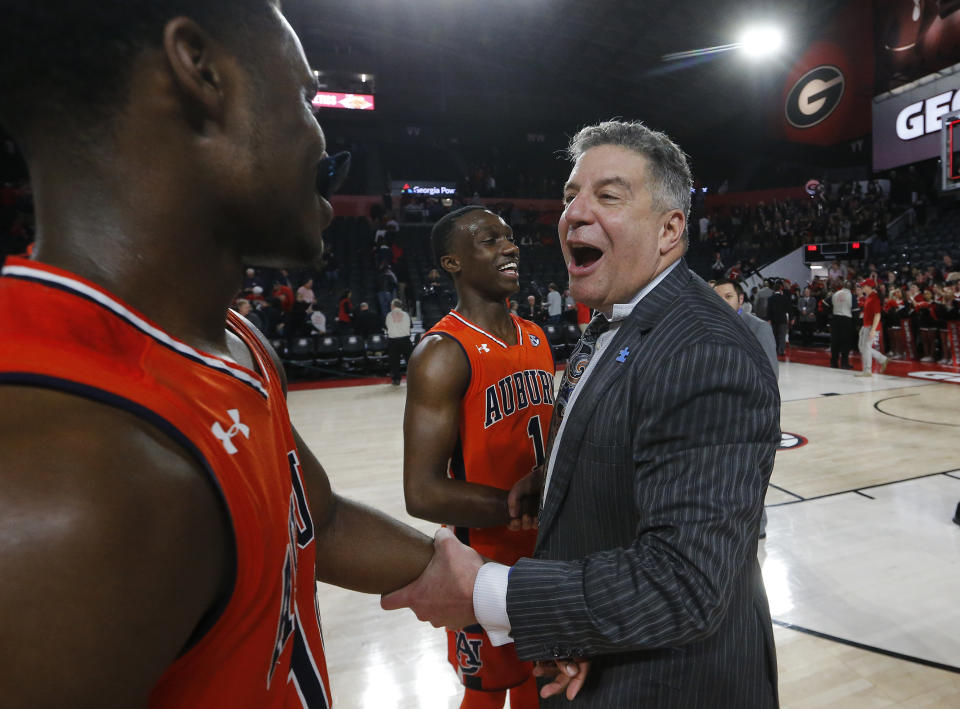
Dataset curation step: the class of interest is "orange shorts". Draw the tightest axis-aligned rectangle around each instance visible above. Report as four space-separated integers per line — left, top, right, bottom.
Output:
447 625 533 692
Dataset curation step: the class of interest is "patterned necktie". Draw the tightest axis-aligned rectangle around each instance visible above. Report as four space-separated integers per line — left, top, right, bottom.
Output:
544 313 610 459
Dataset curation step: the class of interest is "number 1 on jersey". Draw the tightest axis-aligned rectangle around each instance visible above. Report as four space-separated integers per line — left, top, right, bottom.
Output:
526 415 545 467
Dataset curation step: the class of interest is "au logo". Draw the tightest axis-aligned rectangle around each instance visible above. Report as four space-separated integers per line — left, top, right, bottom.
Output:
528 333 540 347
455 630 483 676
785 66 844 129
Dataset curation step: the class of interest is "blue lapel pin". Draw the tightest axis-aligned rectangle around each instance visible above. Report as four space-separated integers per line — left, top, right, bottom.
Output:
616 347 630 363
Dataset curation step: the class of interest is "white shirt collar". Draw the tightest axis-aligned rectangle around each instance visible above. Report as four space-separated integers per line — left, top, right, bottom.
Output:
602 260 680 322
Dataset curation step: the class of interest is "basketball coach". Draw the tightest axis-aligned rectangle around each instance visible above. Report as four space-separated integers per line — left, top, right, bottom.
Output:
384 119 781 708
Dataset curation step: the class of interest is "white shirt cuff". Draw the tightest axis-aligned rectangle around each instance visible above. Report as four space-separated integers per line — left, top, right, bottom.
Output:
472 562 513 646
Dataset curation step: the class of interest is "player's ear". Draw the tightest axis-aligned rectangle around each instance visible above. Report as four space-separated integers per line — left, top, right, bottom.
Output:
440 253 461 275
163 17 230 129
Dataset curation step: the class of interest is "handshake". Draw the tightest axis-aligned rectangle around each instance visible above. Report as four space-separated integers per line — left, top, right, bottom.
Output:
379 466 590 700
380 465 544 629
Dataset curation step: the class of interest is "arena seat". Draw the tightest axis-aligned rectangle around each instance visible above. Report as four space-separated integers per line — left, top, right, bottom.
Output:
314 335 341 369
287 336 316 364
543 323 567 361
365 334 389 373
340 334 366 371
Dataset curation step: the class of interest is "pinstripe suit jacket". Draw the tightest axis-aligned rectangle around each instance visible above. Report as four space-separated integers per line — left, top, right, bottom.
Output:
506 261 780 707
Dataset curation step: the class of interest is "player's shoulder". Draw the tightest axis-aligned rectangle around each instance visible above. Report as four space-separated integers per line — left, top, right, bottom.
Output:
0 385 227 542
0 385 230 698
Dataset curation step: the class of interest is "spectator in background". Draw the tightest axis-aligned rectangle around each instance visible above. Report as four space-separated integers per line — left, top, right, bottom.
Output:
337 289 354 334
242 266 263 292
256 297 283 339
520 294 539 322
272 280 294 313
710 252 726 280
247 285 266 305
355 301 384 338
713 279 778 379
296 278 316 305
235 298 264 333
546 282 562 324
385 299 413 386
713 278 777 540
575 301 591 333
322 247 339 282
856 279 889 377
421 268 454 330
699 214 710 242
377 263 398 316
797 287 817 346
308 305 327 335
754 279 772 320
766 280 791 356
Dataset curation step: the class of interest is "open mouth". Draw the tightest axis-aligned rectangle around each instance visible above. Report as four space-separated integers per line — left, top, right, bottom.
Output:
498 261 519 276
570 245 603 268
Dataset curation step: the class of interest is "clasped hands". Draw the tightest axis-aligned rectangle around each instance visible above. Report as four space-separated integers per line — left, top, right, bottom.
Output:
380 467 589 700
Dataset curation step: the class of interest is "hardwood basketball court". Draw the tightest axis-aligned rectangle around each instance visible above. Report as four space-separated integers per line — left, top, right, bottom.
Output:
288 359 960 708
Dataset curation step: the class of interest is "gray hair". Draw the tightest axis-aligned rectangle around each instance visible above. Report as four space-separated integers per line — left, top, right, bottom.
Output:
567 119 692 227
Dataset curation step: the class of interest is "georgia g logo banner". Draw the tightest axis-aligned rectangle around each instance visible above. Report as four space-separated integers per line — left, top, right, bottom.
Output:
785 65 845 128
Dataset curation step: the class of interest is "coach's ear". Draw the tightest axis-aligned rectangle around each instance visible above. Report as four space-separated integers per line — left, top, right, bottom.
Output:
659 208 686 255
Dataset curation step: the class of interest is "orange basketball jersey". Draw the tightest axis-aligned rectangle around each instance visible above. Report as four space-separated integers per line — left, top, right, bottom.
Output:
428 310 555 564
0 257 332 708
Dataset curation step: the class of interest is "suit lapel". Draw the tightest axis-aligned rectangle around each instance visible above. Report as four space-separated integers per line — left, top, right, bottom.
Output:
537 261 693 542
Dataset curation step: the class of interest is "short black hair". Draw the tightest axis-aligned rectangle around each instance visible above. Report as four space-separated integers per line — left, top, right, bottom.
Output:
430 205 489 270
0 1 280 150
713 278 744 299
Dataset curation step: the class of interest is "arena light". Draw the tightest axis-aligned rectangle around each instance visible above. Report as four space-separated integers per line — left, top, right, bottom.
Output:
739 26 784 58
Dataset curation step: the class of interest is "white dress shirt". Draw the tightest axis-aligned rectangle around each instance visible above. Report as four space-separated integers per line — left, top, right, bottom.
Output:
473 261 680 645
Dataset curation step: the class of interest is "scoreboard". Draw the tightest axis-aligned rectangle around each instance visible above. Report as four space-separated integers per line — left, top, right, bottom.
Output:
803 241 865 264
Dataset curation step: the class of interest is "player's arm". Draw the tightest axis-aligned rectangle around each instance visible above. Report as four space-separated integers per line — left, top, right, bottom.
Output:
0 386 231 707
296 426 434 593
401 333 513 528
246 318 434 595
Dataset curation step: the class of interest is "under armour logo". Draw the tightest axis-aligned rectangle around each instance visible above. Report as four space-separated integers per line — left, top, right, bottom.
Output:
477 344 490 354
616 347 630 363
211 409 250 455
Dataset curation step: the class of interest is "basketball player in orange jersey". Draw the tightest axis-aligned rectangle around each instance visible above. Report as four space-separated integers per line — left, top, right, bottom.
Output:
402 206 554 709
0 2 436 706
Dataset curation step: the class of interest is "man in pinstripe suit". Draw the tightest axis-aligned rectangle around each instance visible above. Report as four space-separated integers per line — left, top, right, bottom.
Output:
384 120 781 707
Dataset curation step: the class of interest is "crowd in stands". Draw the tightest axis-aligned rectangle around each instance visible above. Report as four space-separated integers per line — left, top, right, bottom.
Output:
696 177 896 269
6 123 958 370
716 252 960 364
458 160 565 199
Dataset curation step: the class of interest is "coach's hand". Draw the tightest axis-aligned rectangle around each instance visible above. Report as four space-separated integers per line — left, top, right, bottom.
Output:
380 527 481 629
534 657 591 700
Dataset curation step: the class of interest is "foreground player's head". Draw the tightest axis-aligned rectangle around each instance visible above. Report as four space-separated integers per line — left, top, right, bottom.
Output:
430 206 519 298
0 0 332 267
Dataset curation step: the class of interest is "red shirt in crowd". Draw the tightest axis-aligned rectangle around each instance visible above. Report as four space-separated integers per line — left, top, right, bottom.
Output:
273 284 294 312
575 302 591 326
863 291 882 328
